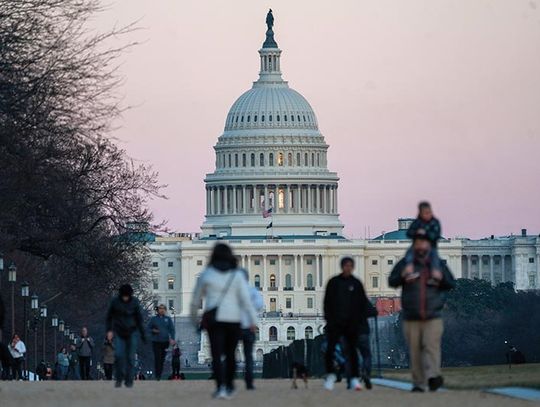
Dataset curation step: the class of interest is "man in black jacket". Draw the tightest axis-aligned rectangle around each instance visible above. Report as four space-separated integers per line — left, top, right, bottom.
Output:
106 284 146 388
323 257 371 391
389 234 455 392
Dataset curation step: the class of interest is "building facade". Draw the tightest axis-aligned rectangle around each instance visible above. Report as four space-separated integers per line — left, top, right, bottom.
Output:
147 15 540 365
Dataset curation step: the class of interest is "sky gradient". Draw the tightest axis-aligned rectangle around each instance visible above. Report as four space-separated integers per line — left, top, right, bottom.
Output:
97 0 540 239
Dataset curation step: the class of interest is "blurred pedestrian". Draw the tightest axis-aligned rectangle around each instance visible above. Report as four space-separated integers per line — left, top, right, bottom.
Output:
102 331 115 380
171 344 181 379
323 257 371 391
389 233 455 392
148 304 175 380
8 334 26 380
106 284 146 388
191 243 257 400
76 326 94 380
239 268 263 390
68 343 80 380
0 295 14 380
56 347 69 380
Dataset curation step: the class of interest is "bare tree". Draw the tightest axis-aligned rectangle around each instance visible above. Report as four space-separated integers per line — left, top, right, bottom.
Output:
0 0 164 340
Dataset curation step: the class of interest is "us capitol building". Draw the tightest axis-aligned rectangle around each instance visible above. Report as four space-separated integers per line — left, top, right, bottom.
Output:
147 12 540 365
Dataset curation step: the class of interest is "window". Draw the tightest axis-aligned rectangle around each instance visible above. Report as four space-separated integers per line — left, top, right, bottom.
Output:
306 273 314 288
255 327 260 341
168 277 175 290
168 261 174 267
285 297 292 309
472 259 478 265
228 154 231 167
306 258 313 265
260 153 264 166
254 275 261 289
262 114 265 122
317 153 320 166
305 326 314 340
530 258 535 263
254 115 258 122
277 114 280 122
269 114 272 122
291 115 294 122
287 327 295 341
285 274 292 288
152 261 159 268
242 153 247 167
529 274 536 287
247 115 250 122
269 153 274 166
168 299 174 311
371 259 378 266
269 326 278 341
251 153 255 167
197 260 203 266
304 153 308 166
278 189 285 209
387 259 394 265
482 258 488 265
152 278 159 290
235 154 238 167
296 153 301 166
269 259 276 266
307 297 314 309
241 115 244 122
278 152 284 166
270 274 276 288
311 153 315 166
495 258 500 265
284 114 287 121
372 276 379 288
254 259 261 266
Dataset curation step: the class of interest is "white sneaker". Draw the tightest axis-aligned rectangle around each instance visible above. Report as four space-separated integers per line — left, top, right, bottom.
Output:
213 386 229 400
350 377 363 391
324 373 337 391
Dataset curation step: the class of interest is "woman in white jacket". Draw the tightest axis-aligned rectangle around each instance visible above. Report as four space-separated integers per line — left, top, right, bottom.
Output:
191 243 257 399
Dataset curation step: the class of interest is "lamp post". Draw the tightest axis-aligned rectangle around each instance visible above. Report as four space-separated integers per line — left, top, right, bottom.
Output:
51 314 58 361
58 320 65 347
31 294 39 374
8 262 17 336
40 304 47 361
21 282 29 379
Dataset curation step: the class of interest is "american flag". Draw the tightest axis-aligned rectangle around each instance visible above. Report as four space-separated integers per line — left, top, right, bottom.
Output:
262 207 273 218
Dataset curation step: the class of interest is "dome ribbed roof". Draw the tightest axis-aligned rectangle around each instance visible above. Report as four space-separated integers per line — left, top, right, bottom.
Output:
224 86 318 131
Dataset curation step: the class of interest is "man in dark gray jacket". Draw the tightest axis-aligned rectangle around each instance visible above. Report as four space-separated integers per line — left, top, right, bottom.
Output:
389 234 455 392
76 326 95 380
147 304 175 380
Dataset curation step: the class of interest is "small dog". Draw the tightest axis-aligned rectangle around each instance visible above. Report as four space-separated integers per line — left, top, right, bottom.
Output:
291 362 309 389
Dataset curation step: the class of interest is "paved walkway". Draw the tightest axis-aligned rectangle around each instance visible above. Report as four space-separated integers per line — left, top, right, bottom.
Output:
0 380 534 407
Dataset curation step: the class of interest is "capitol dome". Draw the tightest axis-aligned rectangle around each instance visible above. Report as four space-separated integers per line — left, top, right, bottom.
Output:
202 10 343 238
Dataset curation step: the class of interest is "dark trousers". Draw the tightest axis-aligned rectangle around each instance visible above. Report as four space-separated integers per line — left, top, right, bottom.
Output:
79 356 91 380
172 360 180 377
241 329 255 388
0 341 13 380
325 324 360 378
104 363 114 380
152 341 169 380
114 335 137 385
208 322 241 391
357 334 372 377
11 357 23 380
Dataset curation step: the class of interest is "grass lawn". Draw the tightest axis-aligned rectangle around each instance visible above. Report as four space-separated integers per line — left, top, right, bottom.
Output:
382 363 540 389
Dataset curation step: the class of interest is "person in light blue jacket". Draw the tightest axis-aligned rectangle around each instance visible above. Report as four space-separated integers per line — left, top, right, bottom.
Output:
239 268 264 390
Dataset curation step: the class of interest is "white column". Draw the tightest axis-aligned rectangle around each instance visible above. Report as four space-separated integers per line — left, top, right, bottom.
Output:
242 185 247 214
300 255 305 288
307 186 312 213
223 186 229 214
232 186 237 214
216 187 221 214
294 254 298 288
335 186 338 214
315 255 320 287
467 255 472 279
278 255 283 288
264 185 269 211
285 184 290 213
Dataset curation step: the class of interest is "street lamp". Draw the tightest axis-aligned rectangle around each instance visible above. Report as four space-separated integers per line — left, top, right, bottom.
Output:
51 314 58 359
30 295 39 374
8 263 17 335
31 294 39 310
40 304 47 361
21 282 30 379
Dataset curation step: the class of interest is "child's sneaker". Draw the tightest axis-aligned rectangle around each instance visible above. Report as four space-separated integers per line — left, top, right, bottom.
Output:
350 377 363 391
324 373 337 391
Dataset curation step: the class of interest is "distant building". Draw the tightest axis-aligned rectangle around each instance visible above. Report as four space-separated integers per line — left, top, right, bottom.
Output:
147 15 539 365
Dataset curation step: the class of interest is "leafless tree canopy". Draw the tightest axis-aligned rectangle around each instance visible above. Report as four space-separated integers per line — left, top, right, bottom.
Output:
0 0 163 334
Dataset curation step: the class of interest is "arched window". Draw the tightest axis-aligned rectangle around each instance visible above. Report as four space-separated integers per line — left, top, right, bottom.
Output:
269 153 274 166
269 114 272 122
297 115 301 122
306 273 314 288
241 116 244 122
284 114 287 121
303 115 306 121
277 114 280 122
242 153 247 167
287 326 296 341
278 152 284 166
247 115 250 122
256 349 264 362
254 115 258 122
269 326 278 341
287 153 292 166
291 115 295 122
235 154 238 167
251 153 255 167
278 189 285 209
255 327 260 341
270 274 276 288
317 153 320 166
304 153 308 166
235 116 239 123
260 153 264 166
262 114 265 122
254 275 261 289
297 153 301 166
285 274 292 289
311 153 315 166
305 326 314 340
228 154 231 167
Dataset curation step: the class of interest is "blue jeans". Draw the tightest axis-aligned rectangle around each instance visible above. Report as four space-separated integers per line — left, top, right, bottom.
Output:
57 365 68 380
241 329 255 388
114 335 137 384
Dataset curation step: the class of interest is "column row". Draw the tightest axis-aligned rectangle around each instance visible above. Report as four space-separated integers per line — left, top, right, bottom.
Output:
206 184 338 216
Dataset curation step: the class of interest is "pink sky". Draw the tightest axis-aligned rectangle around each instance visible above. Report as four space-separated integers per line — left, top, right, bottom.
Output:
97 0 540 239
